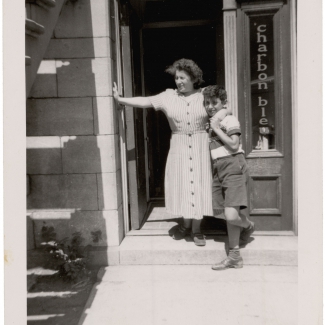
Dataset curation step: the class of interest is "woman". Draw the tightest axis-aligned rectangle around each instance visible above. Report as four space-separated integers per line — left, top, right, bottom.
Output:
113 58 228 246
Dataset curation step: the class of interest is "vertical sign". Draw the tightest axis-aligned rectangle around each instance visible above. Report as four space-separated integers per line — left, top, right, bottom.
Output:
250 15 276 150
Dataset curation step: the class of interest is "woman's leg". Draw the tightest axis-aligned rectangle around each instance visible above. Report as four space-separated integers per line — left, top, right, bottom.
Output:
172 217 191 240
183 218 192 229
191 219 201 233
191 218 205 246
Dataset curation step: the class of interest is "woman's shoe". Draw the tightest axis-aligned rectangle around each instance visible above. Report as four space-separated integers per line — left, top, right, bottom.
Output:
191 233 206 246
211 256 243 270
172 225 191 240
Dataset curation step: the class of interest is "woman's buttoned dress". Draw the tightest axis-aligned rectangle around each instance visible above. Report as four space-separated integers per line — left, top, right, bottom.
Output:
149 89 213 220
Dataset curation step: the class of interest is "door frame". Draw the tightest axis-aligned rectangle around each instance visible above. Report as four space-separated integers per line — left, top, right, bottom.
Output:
114 0 130 234
290 0 297 235
116 0 297 234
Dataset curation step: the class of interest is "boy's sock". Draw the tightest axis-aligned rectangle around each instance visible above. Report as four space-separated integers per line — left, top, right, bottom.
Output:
228 247 241 259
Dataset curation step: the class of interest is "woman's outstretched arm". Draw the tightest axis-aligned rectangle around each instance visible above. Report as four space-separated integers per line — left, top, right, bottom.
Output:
113 82 152 108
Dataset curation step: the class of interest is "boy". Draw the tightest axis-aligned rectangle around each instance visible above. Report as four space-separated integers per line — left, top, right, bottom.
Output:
203 85 255 270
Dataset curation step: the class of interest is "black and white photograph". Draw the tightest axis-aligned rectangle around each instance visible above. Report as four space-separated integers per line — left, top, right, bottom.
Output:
3 0 323 324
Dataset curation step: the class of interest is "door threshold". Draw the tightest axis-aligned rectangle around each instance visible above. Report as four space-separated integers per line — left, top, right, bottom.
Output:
127 230 296 236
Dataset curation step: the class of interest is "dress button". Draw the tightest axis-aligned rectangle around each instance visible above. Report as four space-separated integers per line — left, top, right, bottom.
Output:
187 112 189 115
192 204 195 207
190 168 193 171
191 192 194 195
190 157 192 160
191 181 193 184
187 103 190 106
189 146 191 148
187 122 190 125
188 134 192 137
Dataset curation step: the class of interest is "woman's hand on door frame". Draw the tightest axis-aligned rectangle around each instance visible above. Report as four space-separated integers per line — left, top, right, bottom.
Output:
113 81 152 109
113 82 120 103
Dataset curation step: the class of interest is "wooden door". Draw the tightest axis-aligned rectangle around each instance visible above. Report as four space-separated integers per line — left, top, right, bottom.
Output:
237 1 293 231
120 1 147 229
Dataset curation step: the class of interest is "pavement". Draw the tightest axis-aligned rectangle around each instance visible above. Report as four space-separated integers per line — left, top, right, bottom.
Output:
78 264 297 325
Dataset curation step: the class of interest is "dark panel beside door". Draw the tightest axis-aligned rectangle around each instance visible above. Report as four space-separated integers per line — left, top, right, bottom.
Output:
237 1 293 231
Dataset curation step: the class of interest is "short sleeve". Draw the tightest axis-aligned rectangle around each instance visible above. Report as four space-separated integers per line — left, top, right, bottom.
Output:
226 116 241 136
148 89 174 111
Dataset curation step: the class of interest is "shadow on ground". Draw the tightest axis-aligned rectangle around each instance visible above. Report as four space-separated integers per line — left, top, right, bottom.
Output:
27 266 100 325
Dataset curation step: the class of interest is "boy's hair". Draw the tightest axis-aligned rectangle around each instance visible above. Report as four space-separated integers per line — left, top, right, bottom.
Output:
203 85 227 103
165 58 204 89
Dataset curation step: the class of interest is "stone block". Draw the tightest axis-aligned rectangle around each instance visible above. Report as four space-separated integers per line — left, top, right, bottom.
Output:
88 246 120 266
97 171 122 210
27 174 98 210
54 0 111 38
57 58 112 97
61 135 119 173
27 214 35 250
27 175 31 196
29 74 57 98
44 38 112 59
93 97 118 135
32 211 71 247
103 206 124 246
27 136 62 174
26 98 93 136
69 211 108 246
31 209 124 248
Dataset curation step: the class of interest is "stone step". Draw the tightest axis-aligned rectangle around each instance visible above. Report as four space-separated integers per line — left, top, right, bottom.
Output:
119 235 297 266
127 229 295 236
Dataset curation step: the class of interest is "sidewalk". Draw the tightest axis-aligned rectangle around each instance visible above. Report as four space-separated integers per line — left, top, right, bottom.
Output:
78 264 297 325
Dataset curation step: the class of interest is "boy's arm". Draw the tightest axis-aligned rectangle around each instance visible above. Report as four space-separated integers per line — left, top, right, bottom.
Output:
210 118 240 151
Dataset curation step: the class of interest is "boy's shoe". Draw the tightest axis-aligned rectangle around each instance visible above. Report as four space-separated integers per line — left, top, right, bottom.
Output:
240 221 255 243
211 256 243 271
191 233 206 246
172 225 191 240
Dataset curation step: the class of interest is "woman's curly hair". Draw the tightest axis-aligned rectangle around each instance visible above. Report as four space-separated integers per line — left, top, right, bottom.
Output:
202 85 228 104
165 58 204 89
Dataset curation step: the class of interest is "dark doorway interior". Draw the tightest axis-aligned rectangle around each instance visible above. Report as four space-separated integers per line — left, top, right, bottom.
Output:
143 24 220 198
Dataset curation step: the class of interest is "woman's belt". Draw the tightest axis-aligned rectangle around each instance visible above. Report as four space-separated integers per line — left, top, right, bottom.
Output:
172 129 206 135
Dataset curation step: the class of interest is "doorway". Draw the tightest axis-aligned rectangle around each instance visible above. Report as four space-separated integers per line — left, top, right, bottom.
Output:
121 0 224 230
142 24 221 199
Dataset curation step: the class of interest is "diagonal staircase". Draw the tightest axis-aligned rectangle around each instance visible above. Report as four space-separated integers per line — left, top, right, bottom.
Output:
25 0 66 98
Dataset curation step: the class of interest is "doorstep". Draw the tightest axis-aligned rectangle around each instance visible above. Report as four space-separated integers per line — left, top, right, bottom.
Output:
119 235 297 266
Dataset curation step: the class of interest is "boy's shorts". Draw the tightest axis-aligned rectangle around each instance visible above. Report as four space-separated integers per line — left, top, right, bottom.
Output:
212 153 249 210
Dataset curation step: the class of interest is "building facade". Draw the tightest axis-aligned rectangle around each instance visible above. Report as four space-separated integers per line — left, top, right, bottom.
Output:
26 0 297 265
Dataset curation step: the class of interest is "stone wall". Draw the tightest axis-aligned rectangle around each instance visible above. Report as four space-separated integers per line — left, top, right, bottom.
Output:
26 0 124 264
